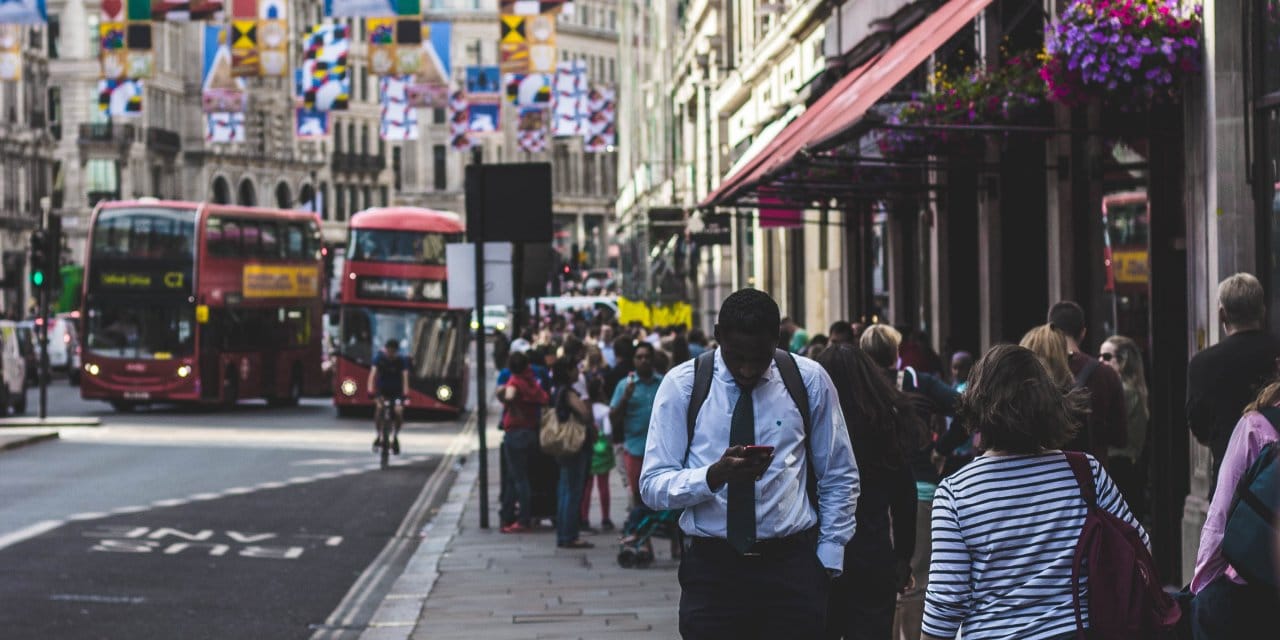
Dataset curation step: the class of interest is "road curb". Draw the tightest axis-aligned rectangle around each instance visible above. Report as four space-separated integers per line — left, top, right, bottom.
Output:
0 430 60 451
0 417 102 428
358 427 482 640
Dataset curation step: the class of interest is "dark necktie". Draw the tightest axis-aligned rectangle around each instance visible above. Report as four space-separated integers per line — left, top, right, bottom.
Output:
726 383 756 554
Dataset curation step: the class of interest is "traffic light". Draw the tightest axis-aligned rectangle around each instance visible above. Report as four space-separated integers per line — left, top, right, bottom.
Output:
29 230 47 289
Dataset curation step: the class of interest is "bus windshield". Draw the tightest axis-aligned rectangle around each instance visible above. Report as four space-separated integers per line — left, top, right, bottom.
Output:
348 229 455 264
340 307 464 379
85 302 195 359
92 207 197 262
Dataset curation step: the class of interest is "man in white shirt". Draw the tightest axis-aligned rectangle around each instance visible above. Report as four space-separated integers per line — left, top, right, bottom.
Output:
640 288 859 638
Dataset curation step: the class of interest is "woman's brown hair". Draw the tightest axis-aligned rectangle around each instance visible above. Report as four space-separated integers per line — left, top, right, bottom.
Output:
1244 380 1280 415
815 344 925 469
956 344 1087 454
1018 324 1074 389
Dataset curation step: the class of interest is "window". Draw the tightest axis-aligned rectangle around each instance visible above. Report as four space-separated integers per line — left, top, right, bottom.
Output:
286 223 306 258
239 220 262 255
206 217 243 257
336 185 346 220
260 221 280 257
320 182 330 219
380 186 389 206
349 186 358 216
86 159 119 194
334 123 343 152
362 186 372 211
361 124 369 155
433 144 447 189
348 229 457 264
48 15 60 59
92 207 196 260
433 108 445 124
86 303 195 360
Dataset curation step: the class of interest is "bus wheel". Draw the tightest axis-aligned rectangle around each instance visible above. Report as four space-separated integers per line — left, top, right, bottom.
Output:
110 400 136 413
223 368 239 407
270 369 302 407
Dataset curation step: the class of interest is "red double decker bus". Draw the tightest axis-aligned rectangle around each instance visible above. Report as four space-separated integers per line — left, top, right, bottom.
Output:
333 207 468 416
80 199 327 410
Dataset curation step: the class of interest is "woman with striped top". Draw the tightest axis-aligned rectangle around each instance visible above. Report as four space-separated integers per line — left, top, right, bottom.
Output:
922 345 1147 640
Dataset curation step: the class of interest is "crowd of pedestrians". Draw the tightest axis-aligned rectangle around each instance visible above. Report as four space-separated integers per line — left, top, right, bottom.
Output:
490 274 1278 639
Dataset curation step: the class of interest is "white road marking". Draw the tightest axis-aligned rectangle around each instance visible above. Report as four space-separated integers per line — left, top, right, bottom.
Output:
49 594 147 605
189 493 221 501
222 487 253 495
151 499 188 507
0 520 63 551
110 505 149 514
256 481 287 490
67 512 110 521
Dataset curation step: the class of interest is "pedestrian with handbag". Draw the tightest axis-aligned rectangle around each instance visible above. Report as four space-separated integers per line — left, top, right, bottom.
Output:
547 357 596 549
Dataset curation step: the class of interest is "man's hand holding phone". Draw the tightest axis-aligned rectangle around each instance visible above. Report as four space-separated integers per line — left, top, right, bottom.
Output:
706 445 775 491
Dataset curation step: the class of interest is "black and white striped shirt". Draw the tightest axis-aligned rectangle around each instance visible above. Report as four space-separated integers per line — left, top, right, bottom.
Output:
922 452 1146 639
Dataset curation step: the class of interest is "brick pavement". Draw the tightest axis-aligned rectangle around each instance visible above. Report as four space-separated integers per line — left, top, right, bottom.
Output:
364 424 681 640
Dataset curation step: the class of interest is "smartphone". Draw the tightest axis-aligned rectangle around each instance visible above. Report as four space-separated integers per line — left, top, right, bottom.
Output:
742 445 775 458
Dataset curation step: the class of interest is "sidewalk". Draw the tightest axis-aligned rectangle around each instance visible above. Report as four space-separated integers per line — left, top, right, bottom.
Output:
0 429 58 451
365 424 680 639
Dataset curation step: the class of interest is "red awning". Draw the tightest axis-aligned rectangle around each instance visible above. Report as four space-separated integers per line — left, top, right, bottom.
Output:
700 0 996 208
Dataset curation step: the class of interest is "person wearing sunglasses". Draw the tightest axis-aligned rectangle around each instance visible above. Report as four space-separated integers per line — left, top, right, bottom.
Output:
1099 336 1150 518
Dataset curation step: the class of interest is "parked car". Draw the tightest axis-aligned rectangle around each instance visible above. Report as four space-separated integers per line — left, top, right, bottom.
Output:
42 315 78 372
0 321 29 414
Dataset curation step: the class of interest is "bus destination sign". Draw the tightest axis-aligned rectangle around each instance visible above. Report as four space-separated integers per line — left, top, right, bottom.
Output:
355 276 446 303
98 270 190 291
243 265 320 298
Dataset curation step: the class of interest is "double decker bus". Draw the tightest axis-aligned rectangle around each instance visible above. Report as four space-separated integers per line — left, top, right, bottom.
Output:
1102 191 1151 348
80 199 327 410
333 207 468 416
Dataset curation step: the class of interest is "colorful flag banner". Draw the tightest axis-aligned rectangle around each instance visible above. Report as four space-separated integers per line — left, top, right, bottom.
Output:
551 59 585 137
206 111 244 142
299 22 350 111
464 65 501 99
517 106 547 153
504 72 551 106
500 0 571 15
324 0 417 17
97 78 144 116
391 20 448 107
295 106 329 138
379 75 418 141
100 0 154 80
145 0 225 21
467 100 500 135
201 24 245 113
498 11 554 74
584 84 615 152
0 26 21 81
0 0 48 23
447 89 471 151
229 0 287 77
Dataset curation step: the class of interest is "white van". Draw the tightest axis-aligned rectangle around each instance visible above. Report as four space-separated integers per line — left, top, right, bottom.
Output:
0 321 29 414
43 315 77 371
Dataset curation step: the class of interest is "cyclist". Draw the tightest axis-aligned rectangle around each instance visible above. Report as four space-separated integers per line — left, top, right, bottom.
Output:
367 338 411 454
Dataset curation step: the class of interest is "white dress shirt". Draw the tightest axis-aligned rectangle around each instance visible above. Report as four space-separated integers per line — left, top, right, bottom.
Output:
639 349 859 572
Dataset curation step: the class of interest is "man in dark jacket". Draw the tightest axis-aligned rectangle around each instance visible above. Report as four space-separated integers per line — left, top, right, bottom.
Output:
1048 301 1129 464
1186 273 1280 486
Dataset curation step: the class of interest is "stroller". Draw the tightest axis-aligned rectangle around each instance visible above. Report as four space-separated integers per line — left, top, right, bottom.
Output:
616 506 682 568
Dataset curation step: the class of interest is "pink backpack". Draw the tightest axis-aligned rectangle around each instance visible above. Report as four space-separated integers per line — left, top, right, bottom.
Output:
1065 452 1180 639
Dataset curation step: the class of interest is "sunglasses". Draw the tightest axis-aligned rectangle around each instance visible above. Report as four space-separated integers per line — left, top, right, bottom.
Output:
1100 353 1115 362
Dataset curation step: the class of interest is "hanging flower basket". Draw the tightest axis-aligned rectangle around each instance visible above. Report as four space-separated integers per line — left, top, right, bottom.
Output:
1041 0 1203 109
879 52 1046 158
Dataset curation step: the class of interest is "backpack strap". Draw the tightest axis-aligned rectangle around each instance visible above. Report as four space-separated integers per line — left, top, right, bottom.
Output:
773 348 819 514
1073 359 1100 391
683 349 717 465
1064 451 1096 507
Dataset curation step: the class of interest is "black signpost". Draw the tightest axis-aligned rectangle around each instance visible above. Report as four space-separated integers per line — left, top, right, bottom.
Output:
464 163 552 529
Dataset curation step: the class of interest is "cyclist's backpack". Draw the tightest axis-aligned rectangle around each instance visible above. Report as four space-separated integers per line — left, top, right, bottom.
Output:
684 349 818 509
1065 452 1181 639
539 389 587 458
1221 407 1280 590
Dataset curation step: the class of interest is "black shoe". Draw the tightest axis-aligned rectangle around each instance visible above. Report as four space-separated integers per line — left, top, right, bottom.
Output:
392 437 400 455
601 520 615 532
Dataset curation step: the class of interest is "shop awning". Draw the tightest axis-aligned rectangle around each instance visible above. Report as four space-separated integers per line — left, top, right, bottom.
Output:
700 0 996 209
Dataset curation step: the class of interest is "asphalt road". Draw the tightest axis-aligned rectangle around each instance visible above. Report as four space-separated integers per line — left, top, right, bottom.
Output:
0 376 477 640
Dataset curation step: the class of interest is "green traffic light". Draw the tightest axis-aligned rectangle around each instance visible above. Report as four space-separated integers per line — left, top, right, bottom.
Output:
31 271 43 286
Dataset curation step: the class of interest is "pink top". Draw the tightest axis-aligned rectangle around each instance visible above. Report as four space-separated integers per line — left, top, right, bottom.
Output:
1191 408 1280 593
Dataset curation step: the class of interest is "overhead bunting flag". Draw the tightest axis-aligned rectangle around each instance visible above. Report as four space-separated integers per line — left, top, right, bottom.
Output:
516 107 547 153
201 24 245 113
299 22 350 111
584 84 615 152
500 0 572 15
0 0 48 23
100 0 154 79
504 73 551 106
467 100 499 135
464 65 501 99
447 89 471 151
379 75 418 141
323 0 417 17
366 16 422 76
498 12 555 74
295 106 329 138
146 0 225 21
98 78 144 116
230 0 287 76
206 111 244 142
551 59 586 137
0 26 21 82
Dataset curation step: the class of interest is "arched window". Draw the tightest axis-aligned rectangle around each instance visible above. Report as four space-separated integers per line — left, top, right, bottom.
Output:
275 182 292 209
211 176 231 204
299 183 316 214
237 178 257 206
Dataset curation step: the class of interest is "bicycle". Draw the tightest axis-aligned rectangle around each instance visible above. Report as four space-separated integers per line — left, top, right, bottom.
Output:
373 396 401 469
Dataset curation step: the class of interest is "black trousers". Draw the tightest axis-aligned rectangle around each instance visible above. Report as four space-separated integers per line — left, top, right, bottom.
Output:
678 535 829 640
824 571 896 640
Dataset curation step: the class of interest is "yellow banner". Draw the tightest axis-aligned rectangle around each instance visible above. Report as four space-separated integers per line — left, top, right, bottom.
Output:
243 265 320 298
618 296 693 329
1112 250 1149 285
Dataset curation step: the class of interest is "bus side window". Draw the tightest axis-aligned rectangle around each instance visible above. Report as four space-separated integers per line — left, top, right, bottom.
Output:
208 218 243 257
240 220 261 257
261 222 281 259
286 223 305 259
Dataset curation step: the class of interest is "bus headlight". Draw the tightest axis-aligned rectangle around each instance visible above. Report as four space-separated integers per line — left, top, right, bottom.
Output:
470 320 480 330
495 321 507 332
340 379 358 397
436 385 453 402
85 363 100 376
177 365 192 378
